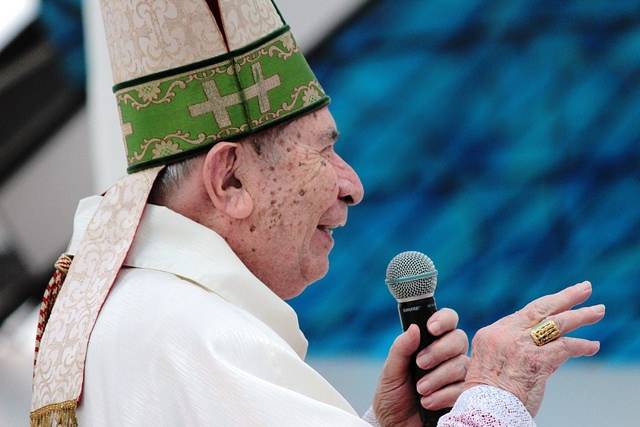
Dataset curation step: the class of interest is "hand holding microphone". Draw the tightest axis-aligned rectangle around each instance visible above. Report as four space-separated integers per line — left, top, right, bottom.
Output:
373 253 605 426
373 252 469 427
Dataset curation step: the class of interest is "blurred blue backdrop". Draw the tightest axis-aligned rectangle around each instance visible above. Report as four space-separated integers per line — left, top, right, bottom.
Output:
292 0 640 361
41 0 85 85
23 0 640 362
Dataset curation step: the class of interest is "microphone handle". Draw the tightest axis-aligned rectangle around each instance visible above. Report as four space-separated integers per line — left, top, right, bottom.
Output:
398 297 452 427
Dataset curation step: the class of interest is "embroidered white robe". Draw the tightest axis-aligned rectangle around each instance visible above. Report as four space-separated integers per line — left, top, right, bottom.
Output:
69 196 367 426
68 196 533 426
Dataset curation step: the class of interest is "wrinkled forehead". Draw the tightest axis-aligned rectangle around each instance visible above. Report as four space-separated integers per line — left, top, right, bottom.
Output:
286 107 338 144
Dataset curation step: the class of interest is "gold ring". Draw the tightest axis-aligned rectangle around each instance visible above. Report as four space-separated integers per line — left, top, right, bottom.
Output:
530 319 561 346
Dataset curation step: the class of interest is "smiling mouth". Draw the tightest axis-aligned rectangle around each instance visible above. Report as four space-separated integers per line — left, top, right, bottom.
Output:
316 225 335 237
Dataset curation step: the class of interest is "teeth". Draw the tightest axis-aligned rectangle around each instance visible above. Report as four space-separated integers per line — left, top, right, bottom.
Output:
318 226 334 236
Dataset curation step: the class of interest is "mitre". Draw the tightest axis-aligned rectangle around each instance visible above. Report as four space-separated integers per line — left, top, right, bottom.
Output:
106 0 329 172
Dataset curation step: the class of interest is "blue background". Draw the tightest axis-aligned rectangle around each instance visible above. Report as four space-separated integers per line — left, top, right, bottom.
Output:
37 0 640 361
291 0 640 361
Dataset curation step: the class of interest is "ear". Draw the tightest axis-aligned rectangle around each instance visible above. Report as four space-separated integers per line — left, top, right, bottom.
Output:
202 142 254 219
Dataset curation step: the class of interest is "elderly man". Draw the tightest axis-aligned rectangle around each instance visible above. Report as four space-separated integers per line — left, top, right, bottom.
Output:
31 1 603 426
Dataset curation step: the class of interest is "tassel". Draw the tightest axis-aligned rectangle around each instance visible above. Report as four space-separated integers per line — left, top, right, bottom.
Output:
30 400 78 427
33 254 74 369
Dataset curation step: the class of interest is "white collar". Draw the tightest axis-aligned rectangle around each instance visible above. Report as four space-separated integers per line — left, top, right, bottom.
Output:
68 196 309 359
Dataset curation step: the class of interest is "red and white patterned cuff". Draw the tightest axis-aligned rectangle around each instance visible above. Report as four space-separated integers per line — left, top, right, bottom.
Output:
363 385 535 427
439 385 536 427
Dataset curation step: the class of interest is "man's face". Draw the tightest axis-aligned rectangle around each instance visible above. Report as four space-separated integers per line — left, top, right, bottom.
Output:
235 107 364 299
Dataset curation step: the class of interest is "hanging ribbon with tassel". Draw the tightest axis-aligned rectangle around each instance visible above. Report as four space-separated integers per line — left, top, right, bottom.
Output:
34 253 74 369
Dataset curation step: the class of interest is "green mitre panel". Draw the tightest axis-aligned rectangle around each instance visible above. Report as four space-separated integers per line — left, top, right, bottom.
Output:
114 27 330 173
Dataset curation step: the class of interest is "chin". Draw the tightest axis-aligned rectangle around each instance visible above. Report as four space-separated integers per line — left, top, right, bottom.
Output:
301 257 330 285
283 286 307 300
282 256 330 300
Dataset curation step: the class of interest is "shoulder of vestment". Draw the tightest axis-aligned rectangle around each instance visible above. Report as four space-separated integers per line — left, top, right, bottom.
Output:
89 267 300 370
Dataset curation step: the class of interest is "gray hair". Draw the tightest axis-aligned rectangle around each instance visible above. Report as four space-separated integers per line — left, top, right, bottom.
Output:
149 155 202 205
149 126 284 205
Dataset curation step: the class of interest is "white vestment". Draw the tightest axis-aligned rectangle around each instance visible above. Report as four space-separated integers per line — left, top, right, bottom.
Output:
69 196 370 426
68 196 534 427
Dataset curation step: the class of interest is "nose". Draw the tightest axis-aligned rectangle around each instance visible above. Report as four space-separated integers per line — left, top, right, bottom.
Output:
335 154 364 206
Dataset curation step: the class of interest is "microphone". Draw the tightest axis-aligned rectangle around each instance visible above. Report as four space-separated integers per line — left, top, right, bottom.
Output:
386 251 451 427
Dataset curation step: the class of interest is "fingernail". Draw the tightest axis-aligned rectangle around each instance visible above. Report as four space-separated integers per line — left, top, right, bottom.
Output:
429 321 441 335
579 281 591 291
417 378 432 395
594 304 605 314
417 354 433 370
421 395 436 409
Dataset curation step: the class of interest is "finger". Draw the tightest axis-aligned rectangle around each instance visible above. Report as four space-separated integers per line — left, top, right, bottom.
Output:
546 337 601 360
417 329 469 370
427 308 459 336
380 324 421 382
550 304 605 335
518 281 592 325
420 382 466 410
416 354 469 397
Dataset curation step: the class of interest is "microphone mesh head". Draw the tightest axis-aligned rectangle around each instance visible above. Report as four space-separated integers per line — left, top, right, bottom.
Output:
385 251 438 302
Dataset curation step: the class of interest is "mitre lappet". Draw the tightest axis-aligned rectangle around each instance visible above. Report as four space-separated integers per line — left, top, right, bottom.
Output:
30 0 329 425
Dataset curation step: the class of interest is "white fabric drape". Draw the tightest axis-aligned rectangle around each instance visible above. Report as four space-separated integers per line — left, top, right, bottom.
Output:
69 196 369 426
68 196 534 426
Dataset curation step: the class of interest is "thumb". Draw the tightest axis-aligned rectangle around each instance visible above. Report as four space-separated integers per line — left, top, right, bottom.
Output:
380 324 420 383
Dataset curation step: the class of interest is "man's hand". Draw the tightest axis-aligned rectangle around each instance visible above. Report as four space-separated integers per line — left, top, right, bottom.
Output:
373 308 469 427
465 281 605 416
